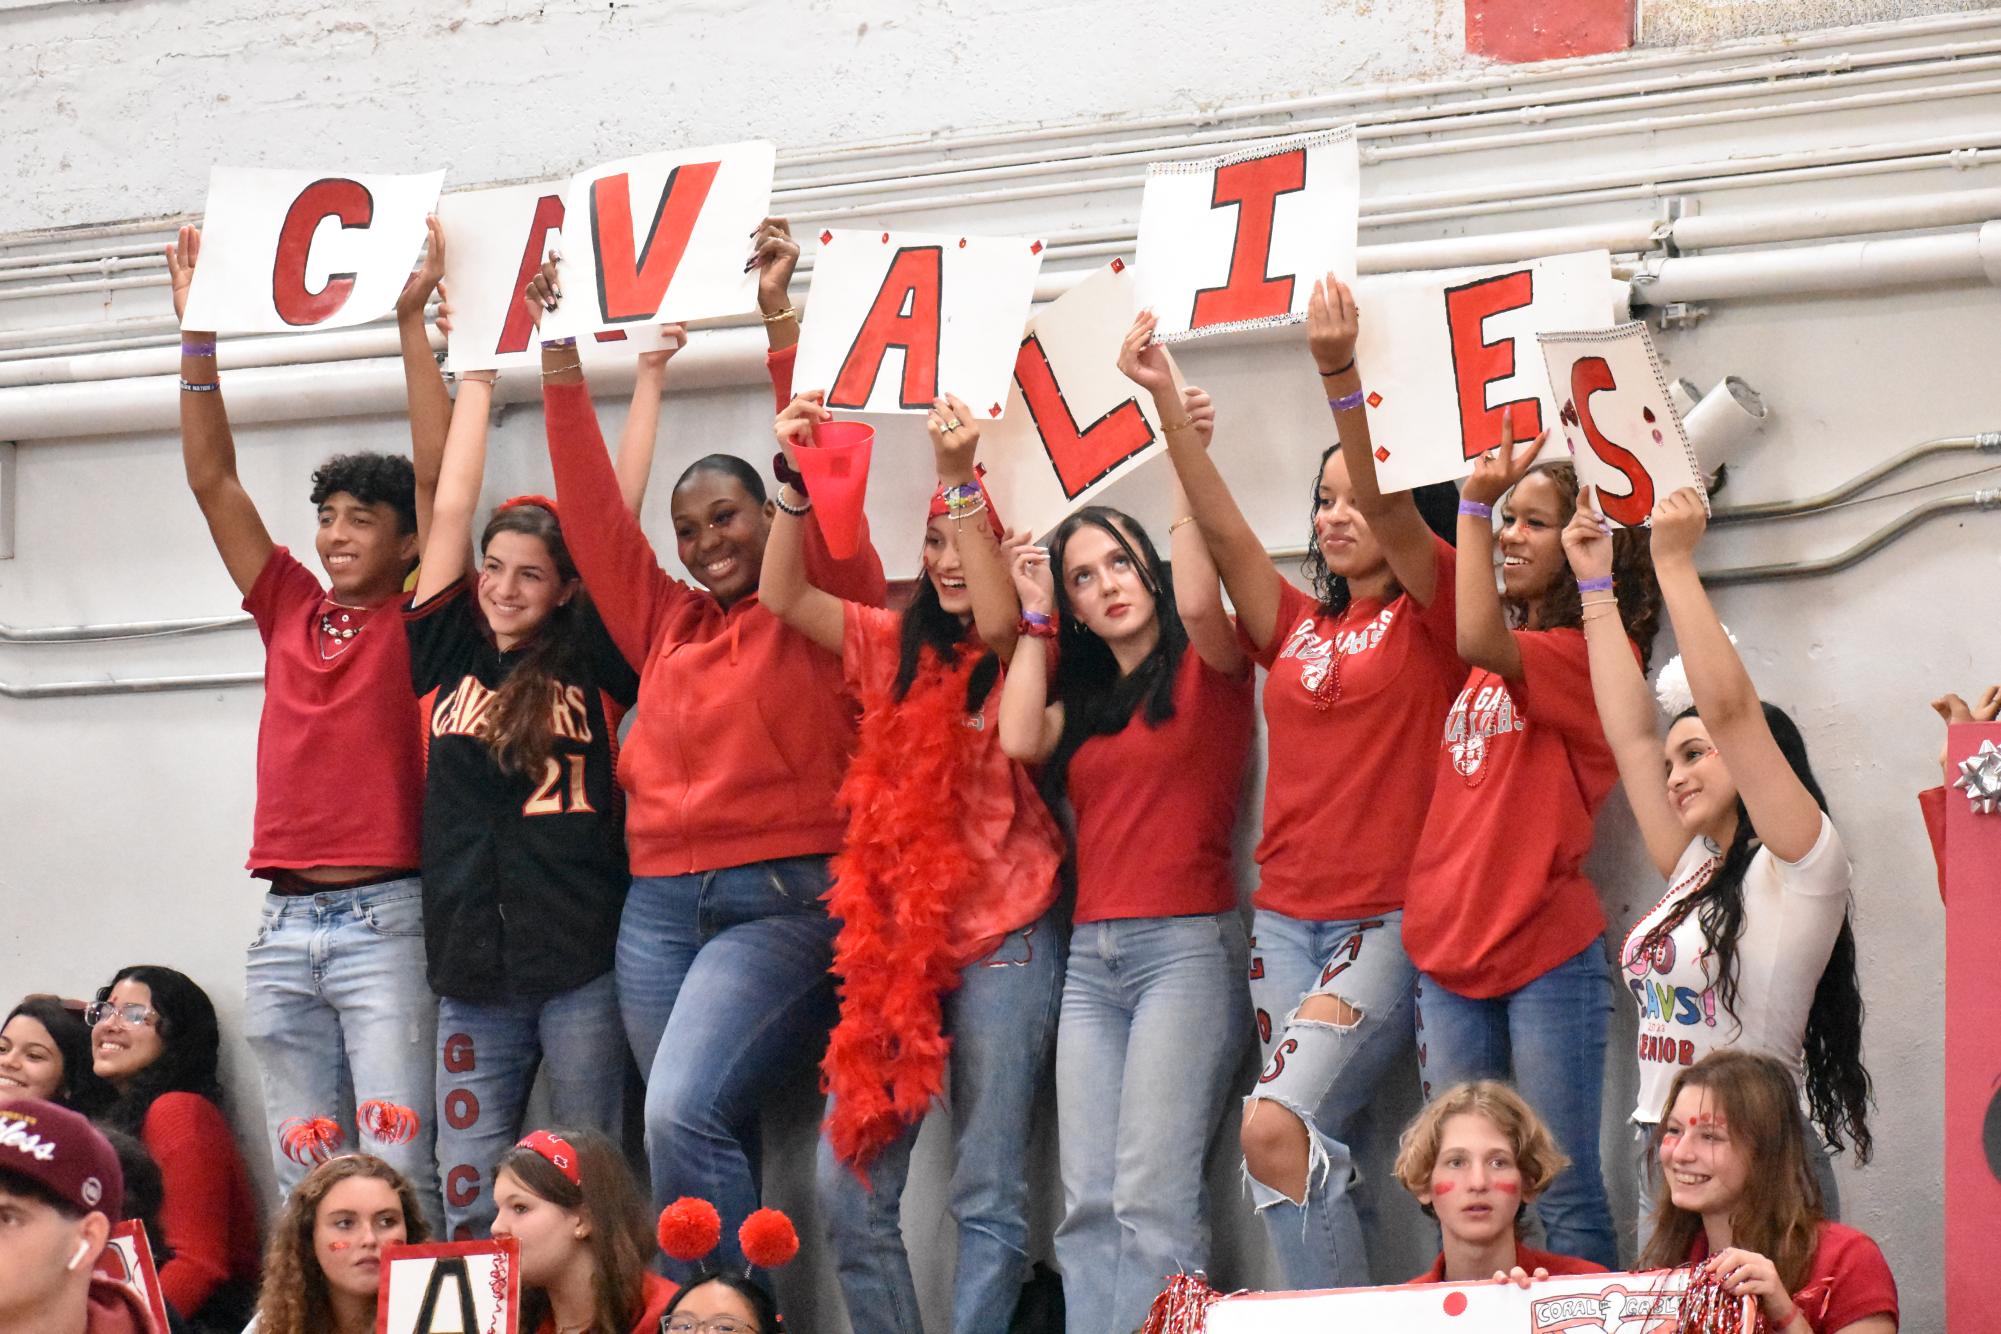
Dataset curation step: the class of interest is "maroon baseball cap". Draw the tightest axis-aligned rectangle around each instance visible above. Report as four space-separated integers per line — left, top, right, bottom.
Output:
0 1098 123 1221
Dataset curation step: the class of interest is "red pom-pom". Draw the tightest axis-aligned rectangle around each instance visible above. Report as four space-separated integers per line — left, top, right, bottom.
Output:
739 1207 799 1271
657 1197 722 1262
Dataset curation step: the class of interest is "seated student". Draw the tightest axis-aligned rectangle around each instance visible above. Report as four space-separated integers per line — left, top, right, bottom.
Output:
1639 1051 1897 1334
1 999 112 1113
246 1154 430 1334
489 1130 675 1334
90 968 259 1331
0 1097 158 1334
1394 1080 1606 1285
658 1274 784 1334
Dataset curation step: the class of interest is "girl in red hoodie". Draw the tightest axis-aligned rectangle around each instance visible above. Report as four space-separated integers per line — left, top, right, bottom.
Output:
526 223 888 1275
761 391 1063 1334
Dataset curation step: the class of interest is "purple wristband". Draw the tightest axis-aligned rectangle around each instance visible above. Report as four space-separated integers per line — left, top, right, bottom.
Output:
1458 500 1492 520
1576 575 1614 593
1020 610 1054 628
1327 389 1367 414
541 335 578 349
181 340 216 358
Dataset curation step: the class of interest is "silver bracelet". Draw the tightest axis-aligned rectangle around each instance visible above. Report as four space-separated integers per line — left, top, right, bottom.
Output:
774 488 812 517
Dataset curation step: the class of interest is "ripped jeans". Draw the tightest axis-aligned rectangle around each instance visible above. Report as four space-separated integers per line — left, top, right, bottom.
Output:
1243 908 1417 1290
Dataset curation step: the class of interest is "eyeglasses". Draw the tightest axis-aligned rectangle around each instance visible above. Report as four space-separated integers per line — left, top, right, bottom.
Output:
84 1001 156 1028
662 1317 756 1334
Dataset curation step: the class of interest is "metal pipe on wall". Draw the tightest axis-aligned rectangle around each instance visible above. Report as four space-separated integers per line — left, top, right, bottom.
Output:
1710 432 2001 523
1702 489 2001 584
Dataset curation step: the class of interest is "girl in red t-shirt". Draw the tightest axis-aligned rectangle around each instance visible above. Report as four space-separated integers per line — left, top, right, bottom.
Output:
998 379 1255 1334
1641 1051 1897 1333
762 392 1063 1334
1128 284 1463 1290
1393 1080 1605 1285
1392 415 1662 1269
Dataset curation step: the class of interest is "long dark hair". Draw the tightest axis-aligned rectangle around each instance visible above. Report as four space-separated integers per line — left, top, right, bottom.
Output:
4 999 112 1115
499 1130 655 1334
1301 444 1459 616
1635 704 1873 1162
1501 462 1664 666
96 966 223 1134
895 540 999 713
660 1271 783 1333
478 501 588 776
1041 507 1185 795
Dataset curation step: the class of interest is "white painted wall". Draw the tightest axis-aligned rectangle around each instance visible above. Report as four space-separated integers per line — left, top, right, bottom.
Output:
3 4 1991 1332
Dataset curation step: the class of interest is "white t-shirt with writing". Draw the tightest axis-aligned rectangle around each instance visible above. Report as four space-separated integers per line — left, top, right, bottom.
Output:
1622 813 1850 1123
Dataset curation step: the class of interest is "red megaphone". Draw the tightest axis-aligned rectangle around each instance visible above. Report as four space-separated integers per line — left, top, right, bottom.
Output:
792 420 874 560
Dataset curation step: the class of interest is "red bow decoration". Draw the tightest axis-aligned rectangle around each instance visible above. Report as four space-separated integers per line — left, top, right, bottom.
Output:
278 1116 344 1166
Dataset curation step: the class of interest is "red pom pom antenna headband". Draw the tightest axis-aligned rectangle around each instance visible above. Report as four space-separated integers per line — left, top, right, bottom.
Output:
654 1197 800 1274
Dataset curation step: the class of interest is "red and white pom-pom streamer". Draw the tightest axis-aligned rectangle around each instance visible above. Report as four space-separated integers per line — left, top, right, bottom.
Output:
358 1100 421 1145
1140 1272 1225 1334
278 1116 344 1166
1673 1263 1763 1334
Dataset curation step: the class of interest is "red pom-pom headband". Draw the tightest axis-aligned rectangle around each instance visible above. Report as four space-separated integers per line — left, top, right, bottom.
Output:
516 1130 582 1187
656 1197 799 1273
278 1103 422 1166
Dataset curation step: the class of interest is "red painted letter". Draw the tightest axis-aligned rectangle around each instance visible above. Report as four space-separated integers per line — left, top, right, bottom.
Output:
272 178 374 326
1445 268 1539 459
1189 149 1308 331
442 1032 475 1074
496 193 566 356
443 1087 479 1130
1568 356 1653 526
445 1165 480 1210
591 162 721 323
1014 334 1155 498
831 245 944 410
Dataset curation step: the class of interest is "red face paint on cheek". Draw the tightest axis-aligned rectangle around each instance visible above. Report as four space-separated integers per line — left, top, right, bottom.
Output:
328 1241 352 1252
1432 1181 1457 1196
1495 1181 1520 1195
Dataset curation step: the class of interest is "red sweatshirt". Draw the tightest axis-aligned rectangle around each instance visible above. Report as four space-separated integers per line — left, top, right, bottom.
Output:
543 347 888 875
140 1094 260 1318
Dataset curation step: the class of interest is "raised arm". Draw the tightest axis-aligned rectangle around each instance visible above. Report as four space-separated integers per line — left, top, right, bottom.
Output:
396 214 450 554
412 372 496 605
999 542 1065 763
1563 487 1685 876
1169 384 1246 677
1313 275 1439 606
1650 489 1822 862
931 393 1020 659
1118 311 1284 651
168 225 275 596
612 327 686 513
757 392 847 654
1455 405 1544 678
751 217 802 354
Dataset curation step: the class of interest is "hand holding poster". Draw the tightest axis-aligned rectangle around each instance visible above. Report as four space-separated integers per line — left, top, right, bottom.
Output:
94 1220 170 1334
540 141 775 343
981 260 1165 538
1538 322 1706 528
1134 127 1359 343
377 1238 519 1334
791 229 1046 417
180 167 444 334
1203 1269 1697 1334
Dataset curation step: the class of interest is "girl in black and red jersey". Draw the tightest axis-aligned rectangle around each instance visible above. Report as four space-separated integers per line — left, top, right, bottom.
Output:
403 323 662 1239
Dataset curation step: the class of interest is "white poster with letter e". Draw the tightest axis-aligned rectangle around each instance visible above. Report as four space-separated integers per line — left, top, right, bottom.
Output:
1134 126 1359 344
376 1238 519 1334
981 260 1165 539
437 181 680 373
1204 1268 1699 1334
180 167 444 334
93 1220 170 1334
792 229 1046 417
1356 251 1615 492
1538 322 1707 529
540 140 775 342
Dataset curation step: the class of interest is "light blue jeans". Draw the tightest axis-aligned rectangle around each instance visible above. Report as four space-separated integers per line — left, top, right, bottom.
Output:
1054 913 1251 1334
617 856 841 1279
1414 938 1617 1268
817 911 1064 1334
435 971 625 1239
1244 908 1418 1290
242 878 443 1233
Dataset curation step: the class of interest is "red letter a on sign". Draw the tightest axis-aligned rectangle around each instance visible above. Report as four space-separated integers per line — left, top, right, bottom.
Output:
496 194 567 357
591 162 720 323
1444 269 1539 460
272 178 374 326
1568 356 1653 527
1189 149 1308 331
830 246 944 410
1015 335 1155 499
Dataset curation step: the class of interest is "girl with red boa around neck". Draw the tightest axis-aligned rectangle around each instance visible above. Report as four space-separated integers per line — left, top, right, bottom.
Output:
763 390 1064 1334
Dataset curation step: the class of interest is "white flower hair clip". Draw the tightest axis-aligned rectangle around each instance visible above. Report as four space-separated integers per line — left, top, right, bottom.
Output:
1653 626 1737 717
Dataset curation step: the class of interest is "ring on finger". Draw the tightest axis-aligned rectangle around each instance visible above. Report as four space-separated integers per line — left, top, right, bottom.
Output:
945 417 964 431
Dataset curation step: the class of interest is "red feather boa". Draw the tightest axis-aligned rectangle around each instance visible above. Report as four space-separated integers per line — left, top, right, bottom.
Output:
821 645 985 1175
